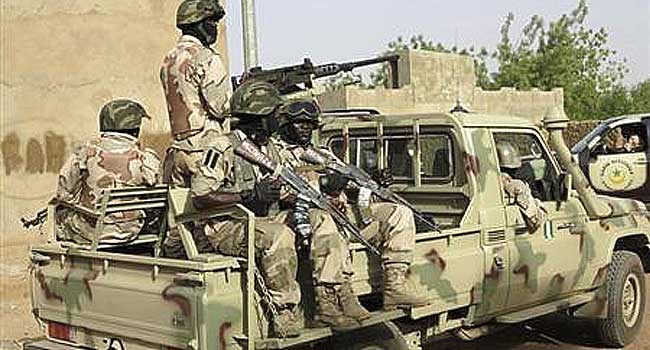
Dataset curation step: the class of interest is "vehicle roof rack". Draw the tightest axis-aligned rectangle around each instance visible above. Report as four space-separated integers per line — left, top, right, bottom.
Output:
322 108 381 120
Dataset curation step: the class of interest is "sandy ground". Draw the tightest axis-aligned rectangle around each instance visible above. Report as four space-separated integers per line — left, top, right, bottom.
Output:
1 232 649 350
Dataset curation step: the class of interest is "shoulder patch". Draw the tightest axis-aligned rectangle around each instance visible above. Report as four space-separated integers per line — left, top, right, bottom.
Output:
202 149 220 170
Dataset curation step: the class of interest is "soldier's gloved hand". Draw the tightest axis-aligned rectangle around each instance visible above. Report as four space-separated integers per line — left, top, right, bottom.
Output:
319 172 350 196
371 168 394 187
253 178 282 204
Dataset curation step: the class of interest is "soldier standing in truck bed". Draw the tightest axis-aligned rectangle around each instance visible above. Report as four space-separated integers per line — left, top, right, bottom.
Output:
160 0 233 185
56 99 161 245
272 97 430 311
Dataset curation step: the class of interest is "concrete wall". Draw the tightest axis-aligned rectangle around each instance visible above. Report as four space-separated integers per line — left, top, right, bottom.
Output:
318 49 564 125
0 0 229 340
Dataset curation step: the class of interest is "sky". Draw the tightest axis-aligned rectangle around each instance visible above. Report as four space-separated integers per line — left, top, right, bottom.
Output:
223 0 649 86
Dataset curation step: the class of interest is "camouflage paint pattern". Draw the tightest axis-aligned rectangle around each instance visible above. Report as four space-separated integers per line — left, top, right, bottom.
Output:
29 109 650 350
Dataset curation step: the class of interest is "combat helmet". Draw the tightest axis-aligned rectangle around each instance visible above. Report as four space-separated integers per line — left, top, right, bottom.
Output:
99 99 150 132
176 0 225 28
230 80 283 117
496 141 522 169
277 98 322 128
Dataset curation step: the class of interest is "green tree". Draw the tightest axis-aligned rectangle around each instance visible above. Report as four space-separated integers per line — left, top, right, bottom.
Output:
369 0 632 120
629 79 650 113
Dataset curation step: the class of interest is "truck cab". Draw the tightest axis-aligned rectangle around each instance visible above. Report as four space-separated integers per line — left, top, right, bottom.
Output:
25 109 650 350
572 113 650 204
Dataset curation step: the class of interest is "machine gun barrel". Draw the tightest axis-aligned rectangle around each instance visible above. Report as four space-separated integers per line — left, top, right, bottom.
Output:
312 54 400 78
233 140 381 255
234 54 400 94
301 148 441 233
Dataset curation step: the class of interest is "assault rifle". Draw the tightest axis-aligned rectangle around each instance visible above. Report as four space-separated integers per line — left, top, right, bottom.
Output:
234 140 381 256
300 148 442 233
21 208 47 229
232 54 400 94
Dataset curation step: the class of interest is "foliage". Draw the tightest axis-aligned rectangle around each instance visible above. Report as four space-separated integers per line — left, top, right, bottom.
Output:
367 0 644 120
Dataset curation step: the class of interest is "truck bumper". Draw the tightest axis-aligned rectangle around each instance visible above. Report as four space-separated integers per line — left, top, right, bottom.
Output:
22 339 81 350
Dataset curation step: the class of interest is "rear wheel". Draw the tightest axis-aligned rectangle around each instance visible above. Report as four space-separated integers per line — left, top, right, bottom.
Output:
598 251 646 347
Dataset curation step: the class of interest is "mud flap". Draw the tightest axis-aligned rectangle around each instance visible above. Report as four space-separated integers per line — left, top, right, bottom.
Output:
572 285 608 319
333 321 410 350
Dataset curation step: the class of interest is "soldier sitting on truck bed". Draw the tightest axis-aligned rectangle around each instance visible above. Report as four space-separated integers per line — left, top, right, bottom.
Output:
495 140 547 230
273 97 430 311
56 99 161 245
162 81 369 337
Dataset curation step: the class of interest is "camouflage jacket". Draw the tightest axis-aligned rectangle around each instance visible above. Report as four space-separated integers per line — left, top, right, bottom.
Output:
271 138 323 190
501 173 547 230
160 35 232 146
57 132 161 243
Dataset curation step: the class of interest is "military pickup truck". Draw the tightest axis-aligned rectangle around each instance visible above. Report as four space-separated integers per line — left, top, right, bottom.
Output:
572 113 650 205
24 108 650 350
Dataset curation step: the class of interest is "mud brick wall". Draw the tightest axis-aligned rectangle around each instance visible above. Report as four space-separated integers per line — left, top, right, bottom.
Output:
319 49 565 125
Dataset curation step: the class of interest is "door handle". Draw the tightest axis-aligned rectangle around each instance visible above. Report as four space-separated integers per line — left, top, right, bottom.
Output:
634 159 648 164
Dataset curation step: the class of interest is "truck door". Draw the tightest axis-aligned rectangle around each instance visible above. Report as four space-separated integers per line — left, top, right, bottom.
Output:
492 131 586 310
586 120 650 200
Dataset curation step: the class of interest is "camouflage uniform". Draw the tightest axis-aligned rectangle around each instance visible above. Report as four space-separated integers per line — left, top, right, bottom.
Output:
501 173 547 230
273 139 416 265
56 132 160 244
161 1 233 198
163 130 301 307
160 34 232 142
269 179 350 286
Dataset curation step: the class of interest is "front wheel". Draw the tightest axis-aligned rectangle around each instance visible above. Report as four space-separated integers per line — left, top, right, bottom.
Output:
598 250 646 347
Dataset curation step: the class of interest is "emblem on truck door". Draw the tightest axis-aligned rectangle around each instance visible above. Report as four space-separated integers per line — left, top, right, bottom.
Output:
600 160 634 191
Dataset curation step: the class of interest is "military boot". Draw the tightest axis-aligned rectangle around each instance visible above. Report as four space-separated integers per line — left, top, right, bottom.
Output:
271 306 302 338
313 284 360 331
339 282 372 322
383 263 429 310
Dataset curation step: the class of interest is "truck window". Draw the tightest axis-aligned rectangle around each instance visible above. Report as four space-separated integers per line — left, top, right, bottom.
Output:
597 123 647 155
493 132 557 202
329 134 454 181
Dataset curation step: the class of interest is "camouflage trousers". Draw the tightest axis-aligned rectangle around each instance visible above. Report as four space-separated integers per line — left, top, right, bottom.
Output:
356 203 416 265
275 209 350 285
56 208 144 245
164 217 301 307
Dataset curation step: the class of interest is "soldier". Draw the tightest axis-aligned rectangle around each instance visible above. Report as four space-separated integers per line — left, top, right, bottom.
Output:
496 140 547 230
164 80 301 338
273 97 430 311
235 85 367 330
56 99 160 245
160 0 232 143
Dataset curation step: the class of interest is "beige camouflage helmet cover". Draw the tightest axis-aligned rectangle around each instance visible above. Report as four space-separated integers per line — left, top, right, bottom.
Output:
99 99 151 131
230 80 282 116
496 140 522 169
176 0 225 27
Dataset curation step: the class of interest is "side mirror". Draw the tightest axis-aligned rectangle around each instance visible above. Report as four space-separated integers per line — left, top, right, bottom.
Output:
553 172 572 202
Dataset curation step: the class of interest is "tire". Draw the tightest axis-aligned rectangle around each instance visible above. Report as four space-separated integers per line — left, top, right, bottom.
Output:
598 250 646 347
